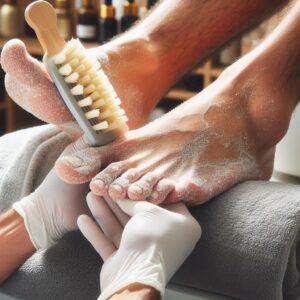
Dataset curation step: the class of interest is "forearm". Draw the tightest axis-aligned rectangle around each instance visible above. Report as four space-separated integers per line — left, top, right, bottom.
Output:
0 209 35 284
108 283 160 300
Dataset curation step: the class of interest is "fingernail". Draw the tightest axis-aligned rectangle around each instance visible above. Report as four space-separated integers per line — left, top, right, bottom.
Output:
131 186 143 194
62 156 83 168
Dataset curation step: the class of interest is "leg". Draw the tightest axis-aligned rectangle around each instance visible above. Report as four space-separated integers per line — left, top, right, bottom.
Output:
58 0 300 205
1 1 289 131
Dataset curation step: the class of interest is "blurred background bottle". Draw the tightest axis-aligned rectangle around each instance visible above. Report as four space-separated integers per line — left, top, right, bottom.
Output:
121 0 138 32
76 0 98 42
55 0 73 40
0 0 24 38
98 0 117 43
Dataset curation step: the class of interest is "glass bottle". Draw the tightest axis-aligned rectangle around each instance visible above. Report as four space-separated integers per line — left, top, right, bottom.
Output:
98 0 118 44
55 0 73 40
0 0 23 38
121 0 139 32
76 0 98 42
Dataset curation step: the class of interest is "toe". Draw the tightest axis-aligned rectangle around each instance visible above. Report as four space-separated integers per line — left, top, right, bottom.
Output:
165 181 206 206
128 172 160 201
55 147 102 184
90 161 131 196
148 178 175 204
108 168 142 200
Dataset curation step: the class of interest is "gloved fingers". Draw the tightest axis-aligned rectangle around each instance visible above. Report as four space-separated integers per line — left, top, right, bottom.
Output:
77 214 116 261
87 193 123 248
1 39 72 125
103 196 130 227
116 199 159 217
162 202 191 216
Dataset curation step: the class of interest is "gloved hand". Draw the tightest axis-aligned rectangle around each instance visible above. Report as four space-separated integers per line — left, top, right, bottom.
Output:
13 168 90 249
78 194 201 300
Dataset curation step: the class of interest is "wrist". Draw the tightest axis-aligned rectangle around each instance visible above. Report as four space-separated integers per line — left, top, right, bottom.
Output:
108 283 160 300
12 191 61 250
0 209 35 283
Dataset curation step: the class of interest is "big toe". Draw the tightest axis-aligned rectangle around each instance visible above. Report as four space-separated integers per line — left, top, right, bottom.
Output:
55 147 103 184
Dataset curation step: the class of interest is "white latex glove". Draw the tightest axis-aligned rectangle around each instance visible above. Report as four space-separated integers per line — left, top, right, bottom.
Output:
78 194 201 300
13 168 90 249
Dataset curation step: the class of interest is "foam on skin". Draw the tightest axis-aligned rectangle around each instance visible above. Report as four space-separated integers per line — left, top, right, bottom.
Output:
1 39 73 126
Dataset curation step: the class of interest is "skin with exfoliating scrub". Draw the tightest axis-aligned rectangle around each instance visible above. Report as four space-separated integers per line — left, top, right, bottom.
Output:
1 0 300 299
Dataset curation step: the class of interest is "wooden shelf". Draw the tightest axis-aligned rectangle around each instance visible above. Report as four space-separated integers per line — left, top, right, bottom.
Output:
165 89 197 101
0 101 6 111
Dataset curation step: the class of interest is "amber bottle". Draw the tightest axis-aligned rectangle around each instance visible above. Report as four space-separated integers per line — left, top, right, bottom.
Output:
121 0 139 32
98 0 117 44
77 0 98 42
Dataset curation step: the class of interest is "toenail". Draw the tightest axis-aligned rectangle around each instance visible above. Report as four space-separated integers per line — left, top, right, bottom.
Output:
62 156 83 168
92 179 105 190
130 185 143 194
111 184 123 193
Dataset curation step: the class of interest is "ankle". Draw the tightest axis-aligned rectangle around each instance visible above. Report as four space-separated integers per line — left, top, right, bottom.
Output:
95 38 163 128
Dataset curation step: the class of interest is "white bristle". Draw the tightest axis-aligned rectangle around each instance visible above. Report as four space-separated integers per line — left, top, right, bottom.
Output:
82 57 100 70
65 72 79 83
69 58 80 68
97 69 108 80
71 84 84 95
92 77 102 87
54 38 128 134
121 115 128 122
54 53 66 64
62 43 76 56
100 109 115 119
93 121 109 131
85 109 100 119
78 96 92 107
113 98 121 106
75 64 86 75
107 122 119 131
88 69 103 80
92 99 105 108
67 49 85 61
118 109 126 116
107 89 118 99
84 84 96 95
90 91 101 100
78 75 91 86
64 39 84 55
59 64 72 76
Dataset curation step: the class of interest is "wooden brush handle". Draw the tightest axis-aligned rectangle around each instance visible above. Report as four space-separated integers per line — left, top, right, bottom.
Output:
25 0 66 57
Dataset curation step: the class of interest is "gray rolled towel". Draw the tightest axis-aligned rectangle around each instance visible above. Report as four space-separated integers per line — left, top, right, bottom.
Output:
0 127 300 300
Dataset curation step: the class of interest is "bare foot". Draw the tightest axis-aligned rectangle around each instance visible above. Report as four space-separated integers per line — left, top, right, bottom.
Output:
55 46 299 205
0 38 161 135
